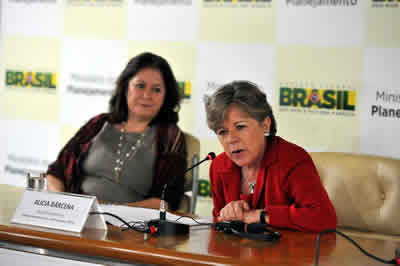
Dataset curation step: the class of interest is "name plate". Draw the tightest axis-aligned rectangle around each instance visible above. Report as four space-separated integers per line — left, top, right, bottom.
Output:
12 189 107 233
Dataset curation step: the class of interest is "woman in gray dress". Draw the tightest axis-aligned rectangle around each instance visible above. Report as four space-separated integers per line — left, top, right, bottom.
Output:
46 52 187 211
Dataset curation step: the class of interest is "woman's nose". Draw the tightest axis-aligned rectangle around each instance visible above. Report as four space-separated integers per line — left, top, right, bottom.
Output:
143 87 152 98
226 131 239 143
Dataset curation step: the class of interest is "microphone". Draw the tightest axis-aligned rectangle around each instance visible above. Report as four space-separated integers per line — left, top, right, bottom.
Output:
148 152 216 236
159 152 216 221
214 221 281 241
182 152 216 176
247 222 268 234
159 184 167 221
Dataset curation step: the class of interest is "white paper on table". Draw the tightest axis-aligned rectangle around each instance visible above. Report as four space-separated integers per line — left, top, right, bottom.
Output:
99 204 212 227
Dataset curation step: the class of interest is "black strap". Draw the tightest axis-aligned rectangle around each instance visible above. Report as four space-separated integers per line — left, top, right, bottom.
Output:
232 228 281 241
214 221 281 241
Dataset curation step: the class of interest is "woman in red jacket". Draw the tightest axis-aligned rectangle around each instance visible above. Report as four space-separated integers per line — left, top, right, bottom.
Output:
205 81 337 232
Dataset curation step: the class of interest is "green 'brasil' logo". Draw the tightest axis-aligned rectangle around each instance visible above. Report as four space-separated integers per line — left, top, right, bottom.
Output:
279 87 356 111
6 70 57 89
198 179 211 197
178 81 191 99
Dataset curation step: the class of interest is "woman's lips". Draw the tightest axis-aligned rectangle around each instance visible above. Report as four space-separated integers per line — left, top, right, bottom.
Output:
231 149 245 158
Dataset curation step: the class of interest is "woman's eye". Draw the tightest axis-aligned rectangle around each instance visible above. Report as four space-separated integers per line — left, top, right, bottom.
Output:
217 130 226 136
153 87 161 93
237 124 246 129
136 83 145 89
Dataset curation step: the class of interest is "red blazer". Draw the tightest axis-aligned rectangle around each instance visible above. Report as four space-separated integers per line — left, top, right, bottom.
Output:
209 136 337 232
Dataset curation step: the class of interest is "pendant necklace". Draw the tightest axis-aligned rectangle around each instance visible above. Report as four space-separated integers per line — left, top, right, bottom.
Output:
249 183 255 194
114 123 146 184
243 174 256 194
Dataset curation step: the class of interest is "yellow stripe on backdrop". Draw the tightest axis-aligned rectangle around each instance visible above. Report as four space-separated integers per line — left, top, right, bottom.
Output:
1 37 60 122
367 8 400 47
64 1 128 39
199 1 276 43
275 46 363 152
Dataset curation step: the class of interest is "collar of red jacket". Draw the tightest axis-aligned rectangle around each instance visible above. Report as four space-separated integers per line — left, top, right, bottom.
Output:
221 136 282 172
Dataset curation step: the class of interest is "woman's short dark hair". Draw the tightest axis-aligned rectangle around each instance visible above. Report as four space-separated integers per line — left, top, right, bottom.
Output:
205 80 277 142
109 52 181 125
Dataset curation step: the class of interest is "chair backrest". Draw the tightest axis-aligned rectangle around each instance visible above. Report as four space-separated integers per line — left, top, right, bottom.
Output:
183 132 200 192
310 152 400 236
179 132 200 214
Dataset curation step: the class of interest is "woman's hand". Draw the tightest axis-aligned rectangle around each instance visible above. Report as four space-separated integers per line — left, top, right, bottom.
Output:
46 174 65 192
218 203 269 224
217 200 250 222
243 209 266 224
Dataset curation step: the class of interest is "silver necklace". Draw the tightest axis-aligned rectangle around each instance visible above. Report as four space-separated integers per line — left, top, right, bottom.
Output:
242 173 256 194
114 123 146 184
242 168 257 194
249 182 255 194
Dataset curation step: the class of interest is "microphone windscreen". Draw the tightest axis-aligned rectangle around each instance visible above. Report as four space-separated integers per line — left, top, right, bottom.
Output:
208 152 216 160
246 223 266 234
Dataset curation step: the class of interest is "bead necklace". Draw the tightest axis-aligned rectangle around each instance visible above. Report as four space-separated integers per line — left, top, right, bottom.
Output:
114 123 147 184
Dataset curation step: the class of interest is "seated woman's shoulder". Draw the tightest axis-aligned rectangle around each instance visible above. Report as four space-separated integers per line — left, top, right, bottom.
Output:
85 113 109 124
213 152 232 168
275 136 311 162
94 113 109 120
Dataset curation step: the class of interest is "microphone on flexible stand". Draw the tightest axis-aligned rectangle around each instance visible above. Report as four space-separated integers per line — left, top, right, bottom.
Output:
148 152 216 236
159 184 167 221
159 152 215 221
